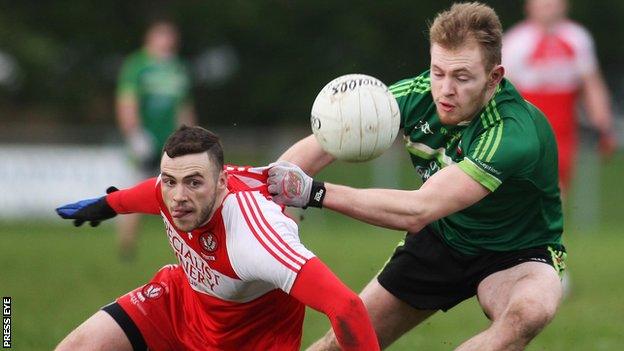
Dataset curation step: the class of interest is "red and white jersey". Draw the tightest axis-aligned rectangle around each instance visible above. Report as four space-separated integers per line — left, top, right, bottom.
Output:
156 183 315 302
113 165 316 349
503 20 597 93
503 20 598 134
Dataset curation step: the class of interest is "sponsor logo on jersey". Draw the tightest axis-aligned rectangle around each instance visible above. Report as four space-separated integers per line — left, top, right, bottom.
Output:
200 232 218 253
415 160 440 181
417 120 434 135
474 158 502 175
163 216 222 293
141 283 165 300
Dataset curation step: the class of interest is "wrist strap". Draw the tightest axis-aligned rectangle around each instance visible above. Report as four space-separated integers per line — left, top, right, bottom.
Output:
306 181 326 208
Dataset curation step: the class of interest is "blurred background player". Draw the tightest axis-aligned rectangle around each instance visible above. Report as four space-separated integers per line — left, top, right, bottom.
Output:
116 19 196 260
503 0 617 194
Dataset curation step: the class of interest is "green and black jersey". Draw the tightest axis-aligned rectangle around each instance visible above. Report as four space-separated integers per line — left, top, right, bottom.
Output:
389 71 563 255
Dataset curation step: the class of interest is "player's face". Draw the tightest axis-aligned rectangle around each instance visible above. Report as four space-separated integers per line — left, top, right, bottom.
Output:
526 0 567 26
430 42 503 125
146 23 179 58
160 152 227 232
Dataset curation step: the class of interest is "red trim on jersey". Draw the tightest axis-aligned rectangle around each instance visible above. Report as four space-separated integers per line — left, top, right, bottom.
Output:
245 191 308 263
239 191 306 268
290 258 380 351
235 192 300 273
106 177 160 215
225 164 268 181
226 164 271 197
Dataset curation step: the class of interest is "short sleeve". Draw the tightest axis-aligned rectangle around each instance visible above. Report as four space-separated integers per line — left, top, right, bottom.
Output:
117 55 140 98
179 61 193 102
502 23 534 83
458 119 537 192
229 191 315 293
570 24 598 76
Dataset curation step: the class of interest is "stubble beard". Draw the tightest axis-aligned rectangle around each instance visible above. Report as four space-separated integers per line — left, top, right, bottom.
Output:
194 197 216 230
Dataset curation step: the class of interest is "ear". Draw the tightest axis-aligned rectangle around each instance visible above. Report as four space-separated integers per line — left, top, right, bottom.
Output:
217 169 228 189
489 65 505 89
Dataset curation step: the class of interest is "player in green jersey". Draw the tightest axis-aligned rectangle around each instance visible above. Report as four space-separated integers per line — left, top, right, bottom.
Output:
116 19 196 259
267 3 565 350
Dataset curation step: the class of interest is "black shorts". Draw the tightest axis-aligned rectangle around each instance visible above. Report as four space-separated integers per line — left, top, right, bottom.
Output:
377 226 566 312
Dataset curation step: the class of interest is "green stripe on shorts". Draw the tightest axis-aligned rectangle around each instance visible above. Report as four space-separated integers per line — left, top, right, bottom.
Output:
547 246 567 278
376 238 405 277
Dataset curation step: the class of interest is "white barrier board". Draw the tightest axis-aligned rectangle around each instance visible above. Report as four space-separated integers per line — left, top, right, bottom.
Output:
0 145 141 219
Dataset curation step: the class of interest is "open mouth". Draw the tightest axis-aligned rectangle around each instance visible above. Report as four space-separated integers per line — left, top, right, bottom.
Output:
438 101 455 112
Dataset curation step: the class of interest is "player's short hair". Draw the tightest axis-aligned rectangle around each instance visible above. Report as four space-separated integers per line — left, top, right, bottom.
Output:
429 2 502 71
163 125 224 172
145 15 178 32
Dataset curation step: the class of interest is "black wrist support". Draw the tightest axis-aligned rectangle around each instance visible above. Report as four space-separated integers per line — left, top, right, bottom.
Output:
306 180 326 208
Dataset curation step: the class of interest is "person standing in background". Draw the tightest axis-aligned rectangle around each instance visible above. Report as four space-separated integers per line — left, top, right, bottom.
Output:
503 0 617 194
116 19 196 260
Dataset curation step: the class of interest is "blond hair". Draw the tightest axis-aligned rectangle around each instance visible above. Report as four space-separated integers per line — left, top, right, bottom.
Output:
429 2 502 70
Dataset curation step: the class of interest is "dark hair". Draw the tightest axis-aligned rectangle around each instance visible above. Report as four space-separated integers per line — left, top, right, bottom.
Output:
429 2 502 71
163 125 224 170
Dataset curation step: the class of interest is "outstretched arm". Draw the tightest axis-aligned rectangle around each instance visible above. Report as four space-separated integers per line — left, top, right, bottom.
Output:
106 177 160 215
290 258 380 351
268 162 490 233
278 135 336 176
56 178 161 226
320 165 489 233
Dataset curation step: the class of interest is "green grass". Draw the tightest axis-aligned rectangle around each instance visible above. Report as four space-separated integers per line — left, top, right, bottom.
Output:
3 153 624 350
1 215 623 350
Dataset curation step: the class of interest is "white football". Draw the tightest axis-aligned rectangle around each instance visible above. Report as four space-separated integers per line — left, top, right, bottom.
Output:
310 74 400 162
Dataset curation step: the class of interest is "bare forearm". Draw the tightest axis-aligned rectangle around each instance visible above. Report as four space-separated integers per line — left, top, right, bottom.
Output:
319 165 490 233
322 183 428 233
268 162 489 233
278 135 335 175
116 97 140 137
583 72 613 133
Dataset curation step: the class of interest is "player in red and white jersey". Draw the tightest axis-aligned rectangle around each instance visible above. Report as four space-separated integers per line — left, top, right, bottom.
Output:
503 0 616 191
55 126 379 351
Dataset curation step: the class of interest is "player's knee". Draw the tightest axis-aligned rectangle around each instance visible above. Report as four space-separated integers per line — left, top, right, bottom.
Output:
504 296 557 340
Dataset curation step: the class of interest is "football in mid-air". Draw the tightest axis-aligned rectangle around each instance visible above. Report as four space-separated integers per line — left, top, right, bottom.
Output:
310 74 400 162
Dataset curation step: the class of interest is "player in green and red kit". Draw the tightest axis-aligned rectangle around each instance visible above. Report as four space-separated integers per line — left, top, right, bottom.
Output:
116 19 196 259
267 3 566 350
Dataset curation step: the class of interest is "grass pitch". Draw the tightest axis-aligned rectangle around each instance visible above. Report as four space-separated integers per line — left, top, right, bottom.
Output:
2 153 623 350
1 215 623 350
